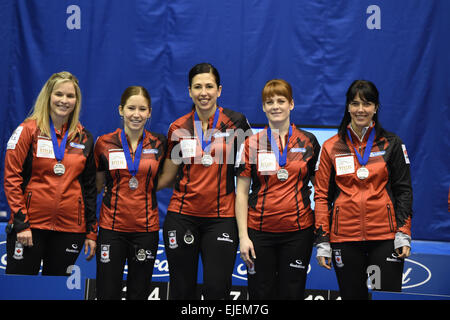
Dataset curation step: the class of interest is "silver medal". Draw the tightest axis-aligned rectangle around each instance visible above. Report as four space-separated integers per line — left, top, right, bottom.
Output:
129 176 139 190
53 162 65 176
356 167 369 180
201 154 213 167
277 168 289 181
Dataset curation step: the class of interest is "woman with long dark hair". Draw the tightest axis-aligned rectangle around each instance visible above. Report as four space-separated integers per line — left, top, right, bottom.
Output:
314 80 413 299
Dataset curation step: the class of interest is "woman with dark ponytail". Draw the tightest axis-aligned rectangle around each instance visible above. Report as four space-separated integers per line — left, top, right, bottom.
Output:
157 63 251 299
94 86 167 299
314 80 413 299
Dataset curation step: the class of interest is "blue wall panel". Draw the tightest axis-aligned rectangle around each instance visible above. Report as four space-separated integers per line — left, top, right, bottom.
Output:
0 0 449 241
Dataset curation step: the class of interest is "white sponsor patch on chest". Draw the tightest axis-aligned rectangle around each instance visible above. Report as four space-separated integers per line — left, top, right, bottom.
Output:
335 156 355 175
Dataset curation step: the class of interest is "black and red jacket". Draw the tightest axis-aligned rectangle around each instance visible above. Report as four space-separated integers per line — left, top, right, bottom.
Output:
314 123 413 244
94 128 167 232
166 106 251 218
4 119 98 240
237 125 320 232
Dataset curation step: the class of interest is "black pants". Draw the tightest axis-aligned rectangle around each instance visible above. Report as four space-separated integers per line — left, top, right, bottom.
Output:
331 240 405 300
163 211 238 300
95 228 159 300
247 226 314 300
6 228 85 276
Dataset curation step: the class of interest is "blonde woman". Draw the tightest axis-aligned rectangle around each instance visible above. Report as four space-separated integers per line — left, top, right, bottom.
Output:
4 71 98 275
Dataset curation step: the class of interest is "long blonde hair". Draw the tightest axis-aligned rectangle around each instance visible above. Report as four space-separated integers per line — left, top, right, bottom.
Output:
26 71 82 141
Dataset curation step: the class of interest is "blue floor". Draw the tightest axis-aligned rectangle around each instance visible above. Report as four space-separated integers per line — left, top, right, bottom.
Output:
411 240 450 255
1 222 450 300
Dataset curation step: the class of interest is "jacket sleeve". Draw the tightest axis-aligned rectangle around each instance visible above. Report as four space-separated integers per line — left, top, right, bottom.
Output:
313 142 335 244
3 123 33 233
80 130 98 240
237 113 252 133
234 113 252 172
94 135 105 171
235 136 251 177
308 133 321 177
152 133 168 194
388 136 413 236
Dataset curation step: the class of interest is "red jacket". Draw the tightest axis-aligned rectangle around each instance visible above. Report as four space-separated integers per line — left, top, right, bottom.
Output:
166 106 251 218
237 125 320 232
94 128 167 232
4 119 98 240
314 124 412 243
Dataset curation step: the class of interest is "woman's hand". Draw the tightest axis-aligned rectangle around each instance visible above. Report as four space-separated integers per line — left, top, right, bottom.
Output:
84 239 97 261
395 245 411 259
317 256 332 270
316 242 332 270
239 236 256 268
17 229 33 247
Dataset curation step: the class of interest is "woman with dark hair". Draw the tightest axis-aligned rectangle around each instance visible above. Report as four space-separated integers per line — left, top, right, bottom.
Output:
236 79 320 300
337 80 383 140
314 80 413 299
94 86 167 299
157 63 251 299
4 71 97 275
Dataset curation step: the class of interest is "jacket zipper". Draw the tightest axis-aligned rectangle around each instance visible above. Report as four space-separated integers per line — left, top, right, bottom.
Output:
26 192 32 210
112 171 120 230
360 180 367 240
334 206 339 235
78 197 82 225
259 176 270 231
387 204 395 232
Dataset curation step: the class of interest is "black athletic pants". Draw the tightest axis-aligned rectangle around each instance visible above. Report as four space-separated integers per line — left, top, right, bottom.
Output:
6 228 85 276
331 240 405 300
247 226 314 300
95 227 159 300
163 211 238 300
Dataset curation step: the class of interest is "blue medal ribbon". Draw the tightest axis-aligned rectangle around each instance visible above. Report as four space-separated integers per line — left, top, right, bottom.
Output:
49 117 69 162
120 130 144 177
194 107 220 153
347 127 375 166
267 125 292 167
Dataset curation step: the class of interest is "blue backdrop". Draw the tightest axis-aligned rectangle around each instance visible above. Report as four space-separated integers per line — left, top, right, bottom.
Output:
0 0 449 241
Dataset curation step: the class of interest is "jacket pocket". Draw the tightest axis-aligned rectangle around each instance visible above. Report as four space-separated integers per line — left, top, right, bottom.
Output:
333 206 340 235
26 192 32 210
78 197 82 225
387 204 395 232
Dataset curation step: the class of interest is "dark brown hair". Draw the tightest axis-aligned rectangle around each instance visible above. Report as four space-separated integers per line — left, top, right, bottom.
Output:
120 86 151 108
338 80 384 140
188 63 220 88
